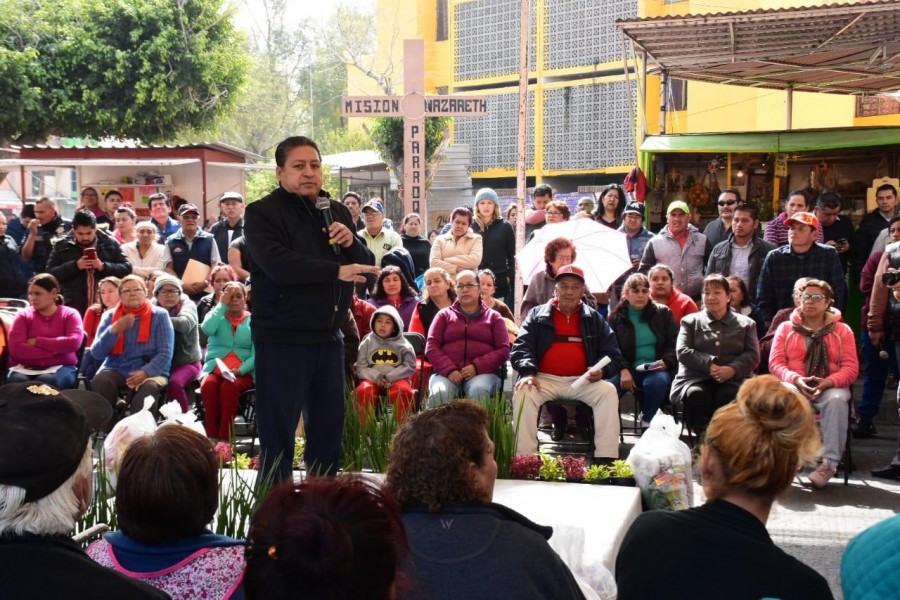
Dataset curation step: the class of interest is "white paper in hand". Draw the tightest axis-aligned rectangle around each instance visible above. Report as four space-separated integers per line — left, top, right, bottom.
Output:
571 356 611 389
215 357 236 382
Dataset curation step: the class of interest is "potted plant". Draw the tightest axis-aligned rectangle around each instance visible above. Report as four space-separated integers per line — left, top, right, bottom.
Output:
583 460 636 486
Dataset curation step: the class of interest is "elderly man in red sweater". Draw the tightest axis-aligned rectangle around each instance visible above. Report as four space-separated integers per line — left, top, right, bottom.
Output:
511 265 626 464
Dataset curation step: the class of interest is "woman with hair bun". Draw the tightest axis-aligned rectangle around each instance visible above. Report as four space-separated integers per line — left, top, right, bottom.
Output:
616 375 833 600
6 273 83 389
244 475 407 600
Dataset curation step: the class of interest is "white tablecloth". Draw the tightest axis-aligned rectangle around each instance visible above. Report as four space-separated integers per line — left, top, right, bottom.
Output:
493 479 642 573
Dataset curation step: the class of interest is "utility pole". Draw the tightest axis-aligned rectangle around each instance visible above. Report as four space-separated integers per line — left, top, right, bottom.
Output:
514 0 530 321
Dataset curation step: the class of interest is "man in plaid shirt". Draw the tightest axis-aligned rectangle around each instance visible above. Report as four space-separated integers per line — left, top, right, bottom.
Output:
756 211 845 325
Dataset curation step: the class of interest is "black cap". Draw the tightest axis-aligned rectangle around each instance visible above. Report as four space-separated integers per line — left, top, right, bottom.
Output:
0 383 111 502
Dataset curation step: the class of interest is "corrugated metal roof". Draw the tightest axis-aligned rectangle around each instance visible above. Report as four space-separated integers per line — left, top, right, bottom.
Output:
11 141 264 162
617 0 900 95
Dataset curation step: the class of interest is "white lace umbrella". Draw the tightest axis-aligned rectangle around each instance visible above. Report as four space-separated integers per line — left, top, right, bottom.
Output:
518 219 632 292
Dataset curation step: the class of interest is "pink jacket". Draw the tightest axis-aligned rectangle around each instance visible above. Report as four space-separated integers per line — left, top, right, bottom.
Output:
425 301 510 377
769 307 859 388
8 306 83 369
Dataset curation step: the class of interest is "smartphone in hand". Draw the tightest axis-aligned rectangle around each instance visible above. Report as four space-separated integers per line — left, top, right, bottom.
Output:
83 248 97 261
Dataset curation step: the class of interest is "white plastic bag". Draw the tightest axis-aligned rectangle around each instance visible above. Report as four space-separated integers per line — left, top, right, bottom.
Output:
625 410 693 511
102 396 157 489
158 400 205 435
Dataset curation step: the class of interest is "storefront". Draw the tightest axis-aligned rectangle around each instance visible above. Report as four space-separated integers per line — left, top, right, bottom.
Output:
0 142 265 222
639 126 900 230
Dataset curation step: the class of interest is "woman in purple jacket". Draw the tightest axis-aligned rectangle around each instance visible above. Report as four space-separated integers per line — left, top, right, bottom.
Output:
424 270 510 407
7 273 83 389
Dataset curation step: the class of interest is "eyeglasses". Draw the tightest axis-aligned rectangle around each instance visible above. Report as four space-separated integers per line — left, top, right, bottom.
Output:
801 293 826 302
456 283 479 290
717 200 737 206
157 289 180 296
546 210 563 216
120 288 145 295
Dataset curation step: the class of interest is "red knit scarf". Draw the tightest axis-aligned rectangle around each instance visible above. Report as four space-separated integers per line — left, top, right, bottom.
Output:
111 301 153 355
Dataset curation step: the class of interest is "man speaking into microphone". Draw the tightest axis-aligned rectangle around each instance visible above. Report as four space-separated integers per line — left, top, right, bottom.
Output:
244 135 378 482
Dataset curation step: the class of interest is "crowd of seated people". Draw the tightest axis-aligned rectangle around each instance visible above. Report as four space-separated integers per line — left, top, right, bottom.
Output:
1 188 898 477
7 186 900 600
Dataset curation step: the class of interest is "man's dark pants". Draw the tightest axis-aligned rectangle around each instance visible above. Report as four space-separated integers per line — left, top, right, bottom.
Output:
255 340 345 483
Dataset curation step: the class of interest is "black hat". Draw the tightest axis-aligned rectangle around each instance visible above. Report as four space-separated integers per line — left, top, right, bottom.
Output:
178 203 201 217
0 383 111 502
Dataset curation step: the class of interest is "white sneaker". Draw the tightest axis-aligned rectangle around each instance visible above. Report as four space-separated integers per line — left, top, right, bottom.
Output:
809 462 836 488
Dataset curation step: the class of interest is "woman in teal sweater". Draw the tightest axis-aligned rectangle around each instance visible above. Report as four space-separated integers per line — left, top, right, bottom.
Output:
200 282 254 440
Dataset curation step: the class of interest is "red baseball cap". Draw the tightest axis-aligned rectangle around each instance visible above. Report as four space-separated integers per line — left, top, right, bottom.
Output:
784 211 819 230
555 265 585 283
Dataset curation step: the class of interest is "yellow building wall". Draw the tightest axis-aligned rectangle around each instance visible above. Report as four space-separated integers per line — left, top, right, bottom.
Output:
346 0 453 130
355 0 891 171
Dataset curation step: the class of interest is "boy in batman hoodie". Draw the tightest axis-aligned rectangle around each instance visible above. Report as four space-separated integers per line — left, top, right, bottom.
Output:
354 304 416 424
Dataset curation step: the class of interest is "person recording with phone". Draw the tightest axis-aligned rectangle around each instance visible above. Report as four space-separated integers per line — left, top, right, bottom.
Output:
866 222 900 479
47 209 132 316
857 216 900 439
244 135 378 483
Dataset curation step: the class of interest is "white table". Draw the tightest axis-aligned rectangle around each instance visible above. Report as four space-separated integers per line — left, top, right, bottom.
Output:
493 479 642 573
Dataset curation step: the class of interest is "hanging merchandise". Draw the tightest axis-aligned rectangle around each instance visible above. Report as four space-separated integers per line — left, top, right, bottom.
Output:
624 166 649 202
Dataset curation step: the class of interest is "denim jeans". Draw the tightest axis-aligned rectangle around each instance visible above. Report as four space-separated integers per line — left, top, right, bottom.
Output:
7 365 78 390
609 369 672 423
859 329 898 420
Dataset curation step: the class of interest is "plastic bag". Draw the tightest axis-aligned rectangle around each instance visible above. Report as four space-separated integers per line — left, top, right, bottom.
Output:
102 396 157 490
158 400 205 435
625 410 693 511
548 524 616 600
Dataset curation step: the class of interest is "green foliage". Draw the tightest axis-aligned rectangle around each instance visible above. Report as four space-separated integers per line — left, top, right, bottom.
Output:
215 464 257 540
611 460 634 478
538 454 566 482
485 393 518 480
73 452 117 538
341 389 366 472
244 169 277 204
369 116 450 166
341 390 399 474
0 0 248 145
584 464 609 482
318 127 376 156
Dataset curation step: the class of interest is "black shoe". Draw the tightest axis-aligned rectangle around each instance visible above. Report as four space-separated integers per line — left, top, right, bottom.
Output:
591 457 616 468
853 419 877 439
870 463 900 479
550 424 566 442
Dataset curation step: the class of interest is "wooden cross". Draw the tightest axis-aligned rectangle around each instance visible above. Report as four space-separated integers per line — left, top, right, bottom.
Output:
342 39 487 217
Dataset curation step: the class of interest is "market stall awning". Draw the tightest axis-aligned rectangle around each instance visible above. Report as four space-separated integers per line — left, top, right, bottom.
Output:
0 158 199 167
641 126 900 153
618 1 900 95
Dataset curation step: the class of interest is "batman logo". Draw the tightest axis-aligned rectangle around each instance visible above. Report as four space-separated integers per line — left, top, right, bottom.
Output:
371 349 400 365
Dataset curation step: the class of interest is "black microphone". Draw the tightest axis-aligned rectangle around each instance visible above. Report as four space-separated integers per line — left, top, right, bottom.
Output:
316 199 340 255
